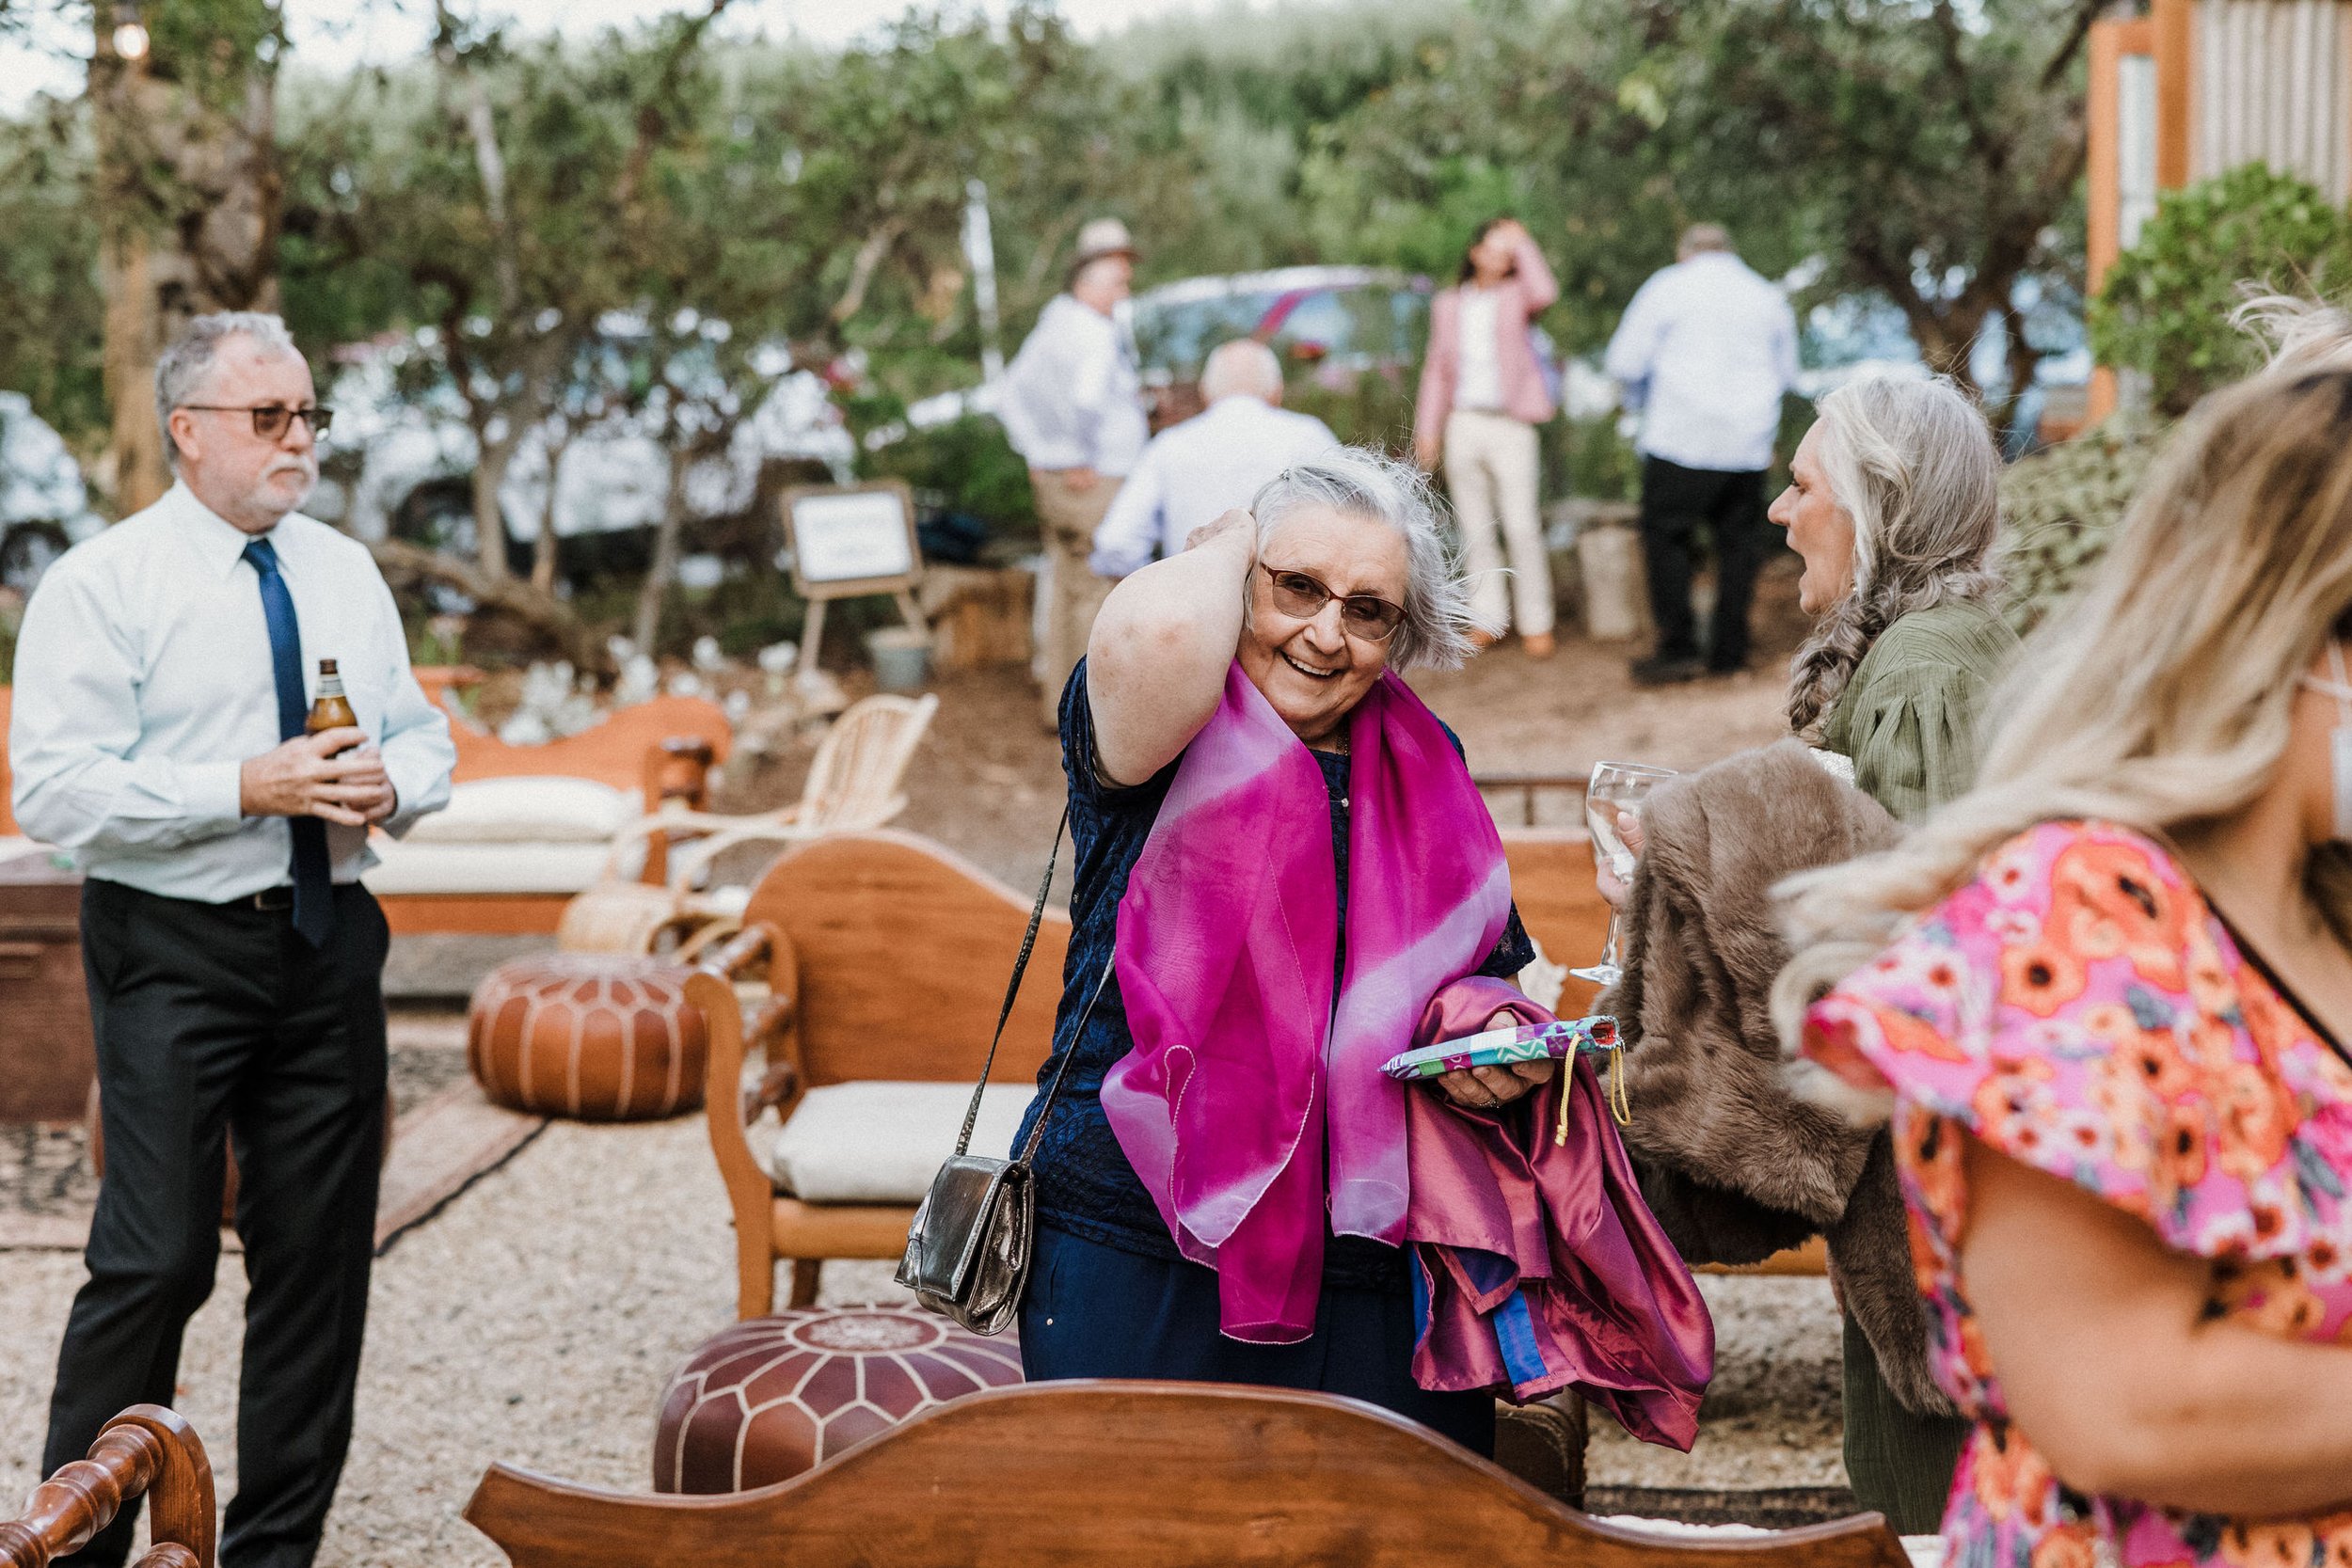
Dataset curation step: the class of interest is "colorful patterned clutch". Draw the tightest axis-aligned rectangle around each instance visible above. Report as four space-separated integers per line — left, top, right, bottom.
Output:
1378 1015 1620 1081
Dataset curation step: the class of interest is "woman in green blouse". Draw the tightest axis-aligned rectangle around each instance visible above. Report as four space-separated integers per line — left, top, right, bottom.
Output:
1769 372 2015 1526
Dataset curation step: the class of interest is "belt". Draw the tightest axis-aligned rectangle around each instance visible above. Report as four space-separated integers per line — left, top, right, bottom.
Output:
247 886 294 911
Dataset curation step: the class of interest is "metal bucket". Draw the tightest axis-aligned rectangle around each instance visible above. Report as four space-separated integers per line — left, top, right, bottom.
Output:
866 626 934 693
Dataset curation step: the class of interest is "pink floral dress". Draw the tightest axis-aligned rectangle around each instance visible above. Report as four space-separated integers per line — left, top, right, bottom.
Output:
1802 819 2352 1568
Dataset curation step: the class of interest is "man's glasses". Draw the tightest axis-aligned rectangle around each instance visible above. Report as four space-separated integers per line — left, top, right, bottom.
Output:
1258 564 1406 641
177 404 335 440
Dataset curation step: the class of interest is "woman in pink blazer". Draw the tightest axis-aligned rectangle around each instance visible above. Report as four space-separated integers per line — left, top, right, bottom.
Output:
1414 218 1562 657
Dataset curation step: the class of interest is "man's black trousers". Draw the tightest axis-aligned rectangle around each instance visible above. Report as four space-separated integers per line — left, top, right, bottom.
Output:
47 879 389 1568
1636 454 1774 669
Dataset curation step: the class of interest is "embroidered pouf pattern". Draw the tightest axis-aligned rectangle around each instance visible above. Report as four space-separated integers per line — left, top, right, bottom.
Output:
653 1307 1025 1493
467 955 707 1120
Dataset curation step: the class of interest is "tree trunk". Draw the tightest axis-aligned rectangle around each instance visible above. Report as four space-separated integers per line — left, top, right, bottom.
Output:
90 10 281 515
532 425 570 595
471 425 518 580
365 538 608 673
632 449 692 658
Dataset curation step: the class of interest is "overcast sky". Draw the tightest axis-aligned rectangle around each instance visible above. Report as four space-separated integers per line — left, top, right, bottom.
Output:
0 0 1238 111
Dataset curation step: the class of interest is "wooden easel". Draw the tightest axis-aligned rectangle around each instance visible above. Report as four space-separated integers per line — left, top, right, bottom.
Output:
780 482 929 686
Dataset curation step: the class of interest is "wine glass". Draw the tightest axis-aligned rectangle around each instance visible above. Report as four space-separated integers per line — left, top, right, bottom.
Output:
1569 760 1677 989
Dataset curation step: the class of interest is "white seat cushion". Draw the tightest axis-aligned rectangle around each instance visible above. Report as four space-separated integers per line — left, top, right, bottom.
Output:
362 840 612 895
403 776 635 845
767 1081 1037 1205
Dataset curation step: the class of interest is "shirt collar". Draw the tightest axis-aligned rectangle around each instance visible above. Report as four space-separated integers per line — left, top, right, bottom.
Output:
162 481 286 580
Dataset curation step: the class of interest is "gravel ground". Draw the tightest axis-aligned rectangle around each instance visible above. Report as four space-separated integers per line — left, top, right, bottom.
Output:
2 1089 1846 1561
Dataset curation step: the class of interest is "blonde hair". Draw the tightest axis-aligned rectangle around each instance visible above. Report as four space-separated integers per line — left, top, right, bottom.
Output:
1773 370 2352 1051
2233 291 2352 379
1786 374 2006 735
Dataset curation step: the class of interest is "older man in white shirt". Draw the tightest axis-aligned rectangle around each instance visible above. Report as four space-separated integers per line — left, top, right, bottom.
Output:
998 218 1152 725
1088 339 1338 580
12 312 453 1568
1605 223 1800 685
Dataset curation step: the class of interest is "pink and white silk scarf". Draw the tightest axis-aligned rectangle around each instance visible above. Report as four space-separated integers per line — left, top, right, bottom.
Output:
1101 662 1514 1342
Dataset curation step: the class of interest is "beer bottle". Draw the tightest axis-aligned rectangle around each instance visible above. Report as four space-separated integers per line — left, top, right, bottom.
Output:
308 658 358 743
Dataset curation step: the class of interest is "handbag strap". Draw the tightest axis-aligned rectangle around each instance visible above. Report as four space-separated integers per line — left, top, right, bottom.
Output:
951 808 1071 1158
1015 954 1116 1164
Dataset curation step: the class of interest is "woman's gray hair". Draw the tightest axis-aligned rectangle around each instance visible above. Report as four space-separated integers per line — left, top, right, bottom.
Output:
1786 374 2005 734
1249 446 1478 671
154 311 302 468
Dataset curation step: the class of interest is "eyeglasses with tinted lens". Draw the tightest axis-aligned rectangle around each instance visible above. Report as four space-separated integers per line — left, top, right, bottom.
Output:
177 404 335 440
1259 565 1406 641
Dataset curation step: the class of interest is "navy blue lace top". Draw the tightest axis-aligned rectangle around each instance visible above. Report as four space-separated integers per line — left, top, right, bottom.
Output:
1011 660 1535 1294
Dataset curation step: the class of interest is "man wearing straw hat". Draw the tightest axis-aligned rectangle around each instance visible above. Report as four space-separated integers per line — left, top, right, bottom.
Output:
999 217 1150 727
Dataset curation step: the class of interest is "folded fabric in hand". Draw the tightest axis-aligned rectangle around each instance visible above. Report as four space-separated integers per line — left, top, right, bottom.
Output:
1379 1015 1619 1082
1404 975 1713 1450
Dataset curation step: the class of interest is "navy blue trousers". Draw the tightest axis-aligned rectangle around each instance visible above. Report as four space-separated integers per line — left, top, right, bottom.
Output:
1019 1224 1495 1456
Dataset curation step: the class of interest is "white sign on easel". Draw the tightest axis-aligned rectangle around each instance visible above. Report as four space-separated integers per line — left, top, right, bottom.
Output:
780 482 928 684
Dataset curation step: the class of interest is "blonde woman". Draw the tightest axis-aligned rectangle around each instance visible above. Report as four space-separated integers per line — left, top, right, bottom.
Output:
1780 366 2352 1560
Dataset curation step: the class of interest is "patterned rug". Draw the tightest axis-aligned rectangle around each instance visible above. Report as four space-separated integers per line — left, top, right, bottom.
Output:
0 1016 544 1254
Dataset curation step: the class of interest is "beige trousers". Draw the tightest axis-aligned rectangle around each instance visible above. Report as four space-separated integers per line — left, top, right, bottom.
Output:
1443 409 1553 638
1031 467 1118 726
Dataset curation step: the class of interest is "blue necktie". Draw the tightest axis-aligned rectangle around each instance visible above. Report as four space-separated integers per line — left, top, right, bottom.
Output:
243 537 334 946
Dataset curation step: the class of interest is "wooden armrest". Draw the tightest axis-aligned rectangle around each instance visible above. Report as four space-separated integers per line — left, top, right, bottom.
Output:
670 918 743 965
665 820 818 892
3 1405 216 1568
698 924 773 981
741 1022 799 1123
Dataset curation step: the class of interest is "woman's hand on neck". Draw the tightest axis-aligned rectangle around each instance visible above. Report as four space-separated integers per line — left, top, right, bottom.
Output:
1087 513 1257 787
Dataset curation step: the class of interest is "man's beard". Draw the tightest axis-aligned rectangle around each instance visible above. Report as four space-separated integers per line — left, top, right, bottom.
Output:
254 457 318 515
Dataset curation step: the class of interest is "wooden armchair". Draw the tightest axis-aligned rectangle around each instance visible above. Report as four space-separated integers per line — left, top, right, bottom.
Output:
465 1381 1915 1568
0 1404 215 1568
556 693 941 955
686 830 1067 1317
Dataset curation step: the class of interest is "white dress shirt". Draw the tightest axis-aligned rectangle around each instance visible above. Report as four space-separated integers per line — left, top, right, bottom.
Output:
1454 288 1506 412
996 294 1150 477
1088 395 1341 578
10 482 455 902
1604 252 1801 473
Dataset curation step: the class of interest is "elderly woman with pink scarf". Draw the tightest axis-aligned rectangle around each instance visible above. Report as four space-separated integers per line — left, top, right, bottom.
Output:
1012 447 1710 1455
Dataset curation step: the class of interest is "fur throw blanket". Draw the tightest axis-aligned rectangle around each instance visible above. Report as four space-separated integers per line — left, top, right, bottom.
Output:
1609 741 1954 1417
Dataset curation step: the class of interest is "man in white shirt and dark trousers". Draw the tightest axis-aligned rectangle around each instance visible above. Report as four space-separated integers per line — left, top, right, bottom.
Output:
12 313 454 1568
1088 339 1338 579
997 218 1151 726
1605 224 1800 686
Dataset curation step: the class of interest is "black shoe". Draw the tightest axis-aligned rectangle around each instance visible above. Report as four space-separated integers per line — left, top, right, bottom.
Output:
1630 655 1704 688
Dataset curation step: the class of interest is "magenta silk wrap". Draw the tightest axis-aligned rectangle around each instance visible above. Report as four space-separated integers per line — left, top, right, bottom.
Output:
1101 663 1514 1343
1404 976 1714 1449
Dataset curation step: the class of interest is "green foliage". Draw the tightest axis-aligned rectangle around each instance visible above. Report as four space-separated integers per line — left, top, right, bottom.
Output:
0 101 103 446
1546 413 1642 505
860 415 1037 536
2089 164 2352 416
1996 407 2166 635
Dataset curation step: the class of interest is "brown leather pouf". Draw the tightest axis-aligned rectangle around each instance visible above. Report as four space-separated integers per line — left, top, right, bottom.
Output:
467 955 707 1120
653 1307 1025 1493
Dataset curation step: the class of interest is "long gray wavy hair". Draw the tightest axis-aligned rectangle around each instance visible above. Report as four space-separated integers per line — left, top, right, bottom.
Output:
1784 375 2006 735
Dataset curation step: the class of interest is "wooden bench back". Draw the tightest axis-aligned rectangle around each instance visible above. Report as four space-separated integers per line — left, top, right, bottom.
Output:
0 1404 215 1568
740 831 1070 1087
1499 826 1614 1016
466 1381 1911 1568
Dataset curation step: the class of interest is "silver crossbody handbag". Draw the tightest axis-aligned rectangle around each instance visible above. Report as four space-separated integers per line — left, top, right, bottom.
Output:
897 812 1115 1336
